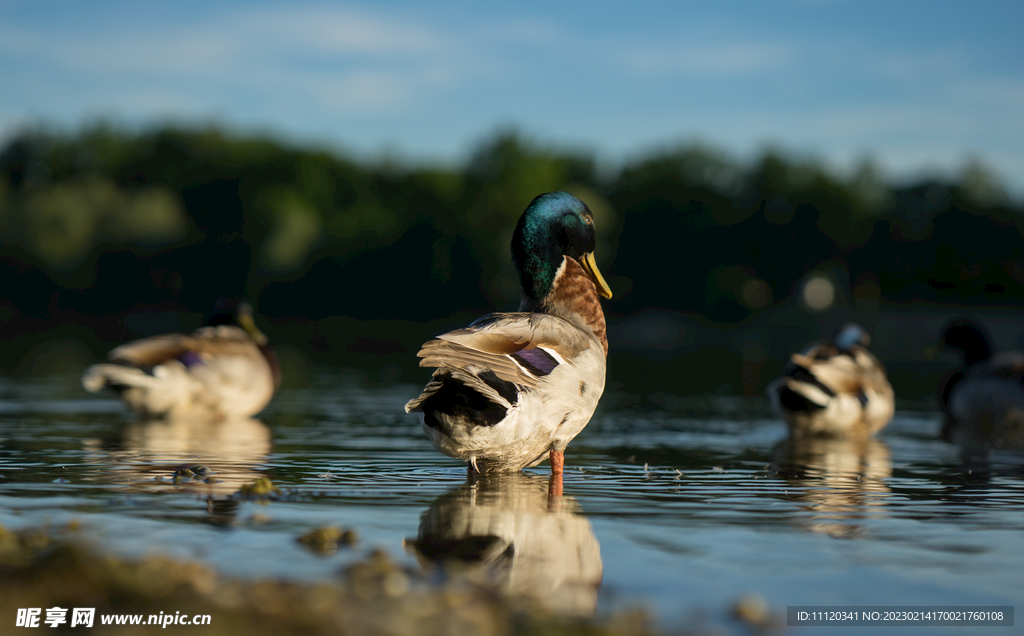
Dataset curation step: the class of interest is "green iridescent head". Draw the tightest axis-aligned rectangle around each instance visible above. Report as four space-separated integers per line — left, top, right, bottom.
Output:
511 192 612 303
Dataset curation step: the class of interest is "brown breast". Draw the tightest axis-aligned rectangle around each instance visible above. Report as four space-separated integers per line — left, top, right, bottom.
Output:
542 256 608 356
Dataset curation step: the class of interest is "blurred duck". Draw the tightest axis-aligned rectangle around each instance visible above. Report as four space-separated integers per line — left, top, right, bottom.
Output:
940 319 1024 452
82 300 281 419
405 192 613 474
767 324 894 437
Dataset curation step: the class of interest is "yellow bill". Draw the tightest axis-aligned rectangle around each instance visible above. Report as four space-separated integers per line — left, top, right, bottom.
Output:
237 303 269 346
581 252 613 299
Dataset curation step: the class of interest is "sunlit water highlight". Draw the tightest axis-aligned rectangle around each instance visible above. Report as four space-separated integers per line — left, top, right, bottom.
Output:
1 372 1022 635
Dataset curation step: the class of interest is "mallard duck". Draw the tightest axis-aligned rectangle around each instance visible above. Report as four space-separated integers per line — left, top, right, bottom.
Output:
82 300 281 419
405 191 613 474
767 324 894 436
940 319 1024 452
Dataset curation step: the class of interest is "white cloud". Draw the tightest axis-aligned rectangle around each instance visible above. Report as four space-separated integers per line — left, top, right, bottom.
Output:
0 22 240 76
473 18 565 46
237 6 449 56
621 42 795 75
0 6 459 77
799 106 981 140
310 70 415 111
952 77 1024 110
0 5 476 115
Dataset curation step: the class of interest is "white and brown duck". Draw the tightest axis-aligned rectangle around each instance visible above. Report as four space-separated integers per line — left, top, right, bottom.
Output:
767 324 894 437
405 192 613 474
83 299 280 419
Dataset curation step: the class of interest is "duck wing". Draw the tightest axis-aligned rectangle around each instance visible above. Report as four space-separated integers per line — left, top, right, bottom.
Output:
967 351 1024 378
107 326 255 367
778 344 872 407
406 312 595 413
416 313 593 386
797 348 864 396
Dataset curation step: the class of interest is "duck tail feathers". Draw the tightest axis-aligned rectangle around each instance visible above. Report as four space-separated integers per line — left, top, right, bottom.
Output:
449 367 518 409
769 374 832 412
405 377 442 413
82 363 160 393
777 384 829 412
406 366 518 413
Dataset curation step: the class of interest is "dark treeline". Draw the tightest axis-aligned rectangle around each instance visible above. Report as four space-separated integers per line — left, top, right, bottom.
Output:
1 125 1021 362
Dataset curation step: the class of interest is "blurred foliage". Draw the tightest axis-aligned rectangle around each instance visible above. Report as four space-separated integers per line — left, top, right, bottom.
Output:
1 123 1022 336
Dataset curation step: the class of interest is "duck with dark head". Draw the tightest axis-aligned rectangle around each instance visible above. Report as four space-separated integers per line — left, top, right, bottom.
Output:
83 298 281 420
940 318 1024 452
406 192 613 475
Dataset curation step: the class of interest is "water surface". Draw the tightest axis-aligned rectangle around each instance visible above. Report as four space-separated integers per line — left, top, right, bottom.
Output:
1 372 1021 635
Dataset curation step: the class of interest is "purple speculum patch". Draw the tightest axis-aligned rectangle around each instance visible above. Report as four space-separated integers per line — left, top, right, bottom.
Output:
177 350 204 368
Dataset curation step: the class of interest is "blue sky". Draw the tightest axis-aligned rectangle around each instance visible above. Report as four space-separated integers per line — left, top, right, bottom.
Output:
2 0 1022 192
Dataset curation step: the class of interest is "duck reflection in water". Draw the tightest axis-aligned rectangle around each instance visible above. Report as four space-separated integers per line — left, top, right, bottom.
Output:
404 472 602 617
83 416 273 525
771 435 892 538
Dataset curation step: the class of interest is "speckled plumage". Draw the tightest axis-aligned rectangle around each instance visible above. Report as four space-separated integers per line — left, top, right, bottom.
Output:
406 192 612 473
767 324 894 437
82 303 280 420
